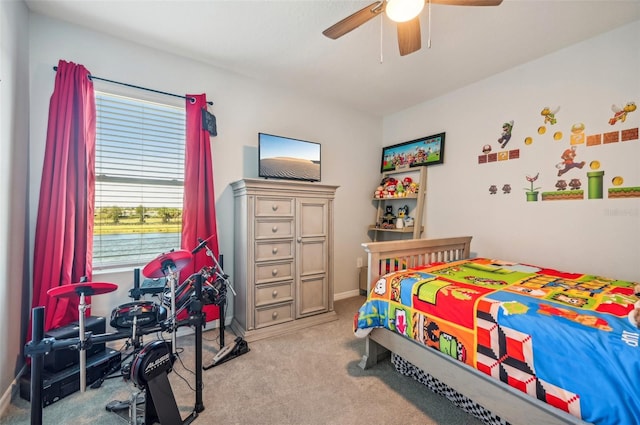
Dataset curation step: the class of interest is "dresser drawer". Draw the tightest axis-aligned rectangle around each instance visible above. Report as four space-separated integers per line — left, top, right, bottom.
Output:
255 281 293 307
255 261 293 284
255 197 293 217
255 302 294 328
255 240 294 262
255 219 293 239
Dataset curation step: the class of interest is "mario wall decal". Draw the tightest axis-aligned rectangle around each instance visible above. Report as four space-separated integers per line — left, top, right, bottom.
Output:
556 146 586 177
480 99 639 200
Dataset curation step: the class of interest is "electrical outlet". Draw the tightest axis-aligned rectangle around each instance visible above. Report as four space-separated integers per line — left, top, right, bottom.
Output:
356 257 363 268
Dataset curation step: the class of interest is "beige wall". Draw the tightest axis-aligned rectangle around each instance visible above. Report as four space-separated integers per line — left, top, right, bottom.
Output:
26 14 382 345
0 0 31 412
384 20 640 280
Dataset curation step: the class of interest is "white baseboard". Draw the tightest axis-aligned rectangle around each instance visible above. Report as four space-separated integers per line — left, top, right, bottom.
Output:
1 364 26 418
334 289 361 301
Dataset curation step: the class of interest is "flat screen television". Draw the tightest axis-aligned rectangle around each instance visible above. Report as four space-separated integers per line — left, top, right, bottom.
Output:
258 133 321 182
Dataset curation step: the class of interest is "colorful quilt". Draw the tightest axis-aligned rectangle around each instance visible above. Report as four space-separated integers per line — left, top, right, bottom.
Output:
354 258 640 425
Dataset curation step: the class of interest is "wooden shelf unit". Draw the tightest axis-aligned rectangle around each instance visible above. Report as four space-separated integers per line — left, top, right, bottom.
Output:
369 167 427 241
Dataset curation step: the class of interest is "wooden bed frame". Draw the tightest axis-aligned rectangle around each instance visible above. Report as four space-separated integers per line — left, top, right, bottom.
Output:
358 236 585 425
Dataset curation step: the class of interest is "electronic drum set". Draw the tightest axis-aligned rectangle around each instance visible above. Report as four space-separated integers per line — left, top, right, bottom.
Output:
25 236 249 425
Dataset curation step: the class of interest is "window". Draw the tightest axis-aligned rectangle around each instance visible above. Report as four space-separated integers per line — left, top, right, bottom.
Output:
93 92 186 269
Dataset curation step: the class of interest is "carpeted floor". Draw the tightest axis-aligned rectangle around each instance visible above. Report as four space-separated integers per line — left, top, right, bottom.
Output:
2 296 484 425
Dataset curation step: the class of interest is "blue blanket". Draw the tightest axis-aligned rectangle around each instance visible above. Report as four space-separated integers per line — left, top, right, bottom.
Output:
355 258 640 425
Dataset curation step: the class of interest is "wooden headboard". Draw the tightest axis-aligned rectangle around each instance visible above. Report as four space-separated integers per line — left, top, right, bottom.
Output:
361 236 472 291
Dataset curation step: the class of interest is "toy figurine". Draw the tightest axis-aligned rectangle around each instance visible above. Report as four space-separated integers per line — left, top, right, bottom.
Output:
381 205 396 228
385 178 397 197
397 205 409 219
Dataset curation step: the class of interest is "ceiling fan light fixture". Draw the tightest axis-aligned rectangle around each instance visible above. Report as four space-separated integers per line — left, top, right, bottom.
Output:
385 0 424 23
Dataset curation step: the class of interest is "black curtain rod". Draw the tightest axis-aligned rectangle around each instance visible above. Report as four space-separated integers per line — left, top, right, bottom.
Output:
53 66 213 105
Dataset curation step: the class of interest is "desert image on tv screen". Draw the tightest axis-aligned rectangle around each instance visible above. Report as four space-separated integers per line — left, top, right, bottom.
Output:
260 134 320 181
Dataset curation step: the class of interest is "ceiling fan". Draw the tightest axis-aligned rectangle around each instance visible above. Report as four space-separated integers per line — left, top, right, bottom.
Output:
322 0 503 56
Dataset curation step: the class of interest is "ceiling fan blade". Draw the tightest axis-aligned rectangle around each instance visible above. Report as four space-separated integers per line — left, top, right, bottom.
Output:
322 1 385 39
397 17 421 56
430 0 503 5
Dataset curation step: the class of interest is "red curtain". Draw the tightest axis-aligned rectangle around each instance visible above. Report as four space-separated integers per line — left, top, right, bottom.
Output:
180 94 220 321
31 60 96 334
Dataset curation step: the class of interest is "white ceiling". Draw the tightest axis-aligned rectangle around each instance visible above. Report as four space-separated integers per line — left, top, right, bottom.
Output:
25 0 640 117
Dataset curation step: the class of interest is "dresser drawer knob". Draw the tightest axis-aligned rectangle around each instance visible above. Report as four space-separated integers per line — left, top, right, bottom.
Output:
272 226 278 233
272 290 278 298
272 204 278 211
272 269 278 276
272 311 278 319
272 247 278 254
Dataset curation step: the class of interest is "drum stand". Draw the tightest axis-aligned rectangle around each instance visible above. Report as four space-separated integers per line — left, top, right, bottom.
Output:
107 274 207 425
142 250 192 358
46 281 118 393
94 316 143 390
77 289 88 392
127 391 144 425
161 259 180 356
205 247 233 348
200 249 249 370
25 307 131 425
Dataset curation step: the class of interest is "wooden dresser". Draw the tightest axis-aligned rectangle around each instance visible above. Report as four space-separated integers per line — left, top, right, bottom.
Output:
230 179 338 341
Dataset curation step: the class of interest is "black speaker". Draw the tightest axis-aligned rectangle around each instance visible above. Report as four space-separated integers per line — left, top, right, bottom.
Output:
20 348 121 407
44 316 106 372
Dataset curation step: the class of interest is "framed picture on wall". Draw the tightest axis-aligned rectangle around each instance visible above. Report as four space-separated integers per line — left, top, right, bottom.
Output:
380 132 445 172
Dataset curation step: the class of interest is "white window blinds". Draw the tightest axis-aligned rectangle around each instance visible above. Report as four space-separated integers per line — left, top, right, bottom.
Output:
93 92 186 269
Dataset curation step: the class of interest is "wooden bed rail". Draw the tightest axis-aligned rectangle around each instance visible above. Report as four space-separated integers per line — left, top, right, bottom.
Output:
362 236 472 292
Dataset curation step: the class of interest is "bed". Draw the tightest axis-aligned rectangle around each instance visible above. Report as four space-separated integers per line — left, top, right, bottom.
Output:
356 236 640 425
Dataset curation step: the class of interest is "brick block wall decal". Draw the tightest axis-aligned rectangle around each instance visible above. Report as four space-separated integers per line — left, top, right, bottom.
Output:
587 127 638 147
586 134 602 146
478 150 520 165
603 131 620 144
621 127 639 141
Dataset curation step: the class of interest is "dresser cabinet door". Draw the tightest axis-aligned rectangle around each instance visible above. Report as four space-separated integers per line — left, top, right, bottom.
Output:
296 198 329 317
